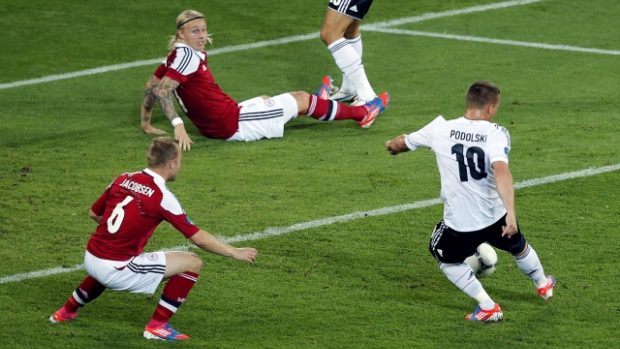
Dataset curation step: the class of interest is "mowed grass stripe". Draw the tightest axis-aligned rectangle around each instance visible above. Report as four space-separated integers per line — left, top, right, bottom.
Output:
0 0 545 91
2 162 618 285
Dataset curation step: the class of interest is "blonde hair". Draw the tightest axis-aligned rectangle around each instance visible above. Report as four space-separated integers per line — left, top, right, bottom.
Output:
168 9 213 50
147 137 179 168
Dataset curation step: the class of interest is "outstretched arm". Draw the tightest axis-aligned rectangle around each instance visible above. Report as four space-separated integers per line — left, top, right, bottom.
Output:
190 229 258 263
140 76 167 135
153 76 194 151
493 161 518 238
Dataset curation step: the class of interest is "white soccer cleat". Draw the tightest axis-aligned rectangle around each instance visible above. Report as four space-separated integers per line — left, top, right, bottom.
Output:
329 86 357 103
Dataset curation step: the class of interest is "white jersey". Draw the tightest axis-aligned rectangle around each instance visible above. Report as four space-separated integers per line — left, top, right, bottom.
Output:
405 116 511 232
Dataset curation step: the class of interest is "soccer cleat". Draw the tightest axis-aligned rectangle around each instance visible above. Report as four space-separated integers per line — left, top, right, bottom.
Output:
329 86 357 103
357 92 390 128
49 307 78 324
350 97 370 107
466 303 503 322
314 75 333 100
143 323 190 341
537 275 556 300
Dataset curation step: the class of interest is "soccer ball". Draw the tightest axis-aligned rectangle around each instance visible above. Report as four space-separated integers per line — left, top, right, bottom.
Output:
464 243 498 278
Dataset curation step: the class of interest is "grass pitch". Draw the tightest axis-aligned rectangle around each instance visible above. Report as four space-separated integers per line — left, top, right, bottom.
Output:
1 0 619 348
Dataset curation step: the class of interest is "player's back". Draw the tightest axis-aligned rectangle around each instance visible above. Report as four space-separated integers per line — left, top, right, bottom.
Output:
87 171 166 261
431 116 510 231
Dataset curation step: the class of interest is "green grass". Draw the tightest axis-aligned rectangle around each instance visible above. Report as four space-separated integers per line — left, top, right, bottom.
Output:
1 0 619 348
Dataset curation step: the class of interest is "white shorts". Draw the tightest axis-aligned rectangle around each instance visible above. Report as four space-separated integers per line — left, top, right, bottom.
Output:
84 250 166 295
227 93 298 142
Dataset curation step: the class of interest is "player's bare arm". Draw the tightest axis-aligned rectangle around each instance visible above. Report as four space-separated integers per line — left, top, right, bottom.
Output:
492 161 518 237
155 77 194 151
190 230 258 263
140 76 166 135
385 134 409 155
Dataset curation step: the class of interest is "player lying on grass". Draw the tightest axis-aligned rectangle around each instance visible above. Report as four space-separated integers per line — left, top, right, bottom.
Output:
140 9 390 151
50 137 258 341
385 80 555 322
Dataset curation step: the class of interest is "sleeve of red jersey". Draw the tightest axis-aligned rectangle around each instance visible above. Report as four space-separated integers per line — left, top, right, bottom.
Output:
90 183 112 216
159 191 200 238
153 64 168 79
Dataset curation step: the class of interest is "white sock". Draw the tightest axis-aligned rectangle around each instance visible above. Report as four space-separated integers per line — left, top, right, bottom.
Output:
340 36 363 93
514 244 548 288
440 263 495 309
328 38 376 101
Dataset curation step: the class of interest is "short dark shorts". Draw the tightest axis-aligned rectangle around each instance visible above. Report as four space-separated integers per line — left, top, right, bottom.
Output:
328 0 374 20
428 215 527 264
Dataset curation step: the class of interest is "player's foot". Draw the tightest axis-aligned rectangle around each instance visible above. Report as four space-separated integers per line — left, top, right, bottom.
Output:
143 323 190 341
49 307 78 324
357 92 390 128
350 97 370 107
314 75 333 100
537 275 556 300
329 86 357 103
466 303 503 322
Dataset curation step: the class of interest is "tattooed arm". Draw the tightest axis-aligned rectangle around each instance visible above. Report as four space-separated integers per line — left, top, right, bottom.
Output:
140 76 167 135
154 77 194 151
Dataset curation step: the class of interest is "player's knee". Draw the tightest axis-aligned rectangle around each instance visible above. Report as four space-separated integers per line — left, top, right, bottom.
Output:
289 91 309 113
320 27 341 45
187 254 203 273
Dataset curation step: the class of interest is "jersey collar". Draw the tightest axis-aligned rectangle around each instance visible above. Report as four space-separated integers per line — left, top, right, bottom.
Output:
175 43 206 60
143 168 166 186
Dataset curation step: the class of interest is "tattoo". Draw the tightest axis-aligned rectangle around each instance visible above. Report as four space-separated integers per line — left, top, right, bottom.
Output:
142 87 157 112
156 78 181 122
141 87 157 123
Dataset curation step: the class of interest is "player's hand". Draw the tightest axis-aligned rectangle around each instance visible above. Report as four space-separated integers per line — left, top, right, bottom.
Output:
385 140 399 155
501 212 518 238
385 134 408 155
233 247 258 263
174 124 194 151
142 123 167 135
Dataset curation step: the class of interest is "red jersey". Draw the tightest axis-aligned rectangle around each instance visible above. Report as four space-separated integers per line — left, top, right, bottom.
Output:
86 168 200 261
154 43 240 139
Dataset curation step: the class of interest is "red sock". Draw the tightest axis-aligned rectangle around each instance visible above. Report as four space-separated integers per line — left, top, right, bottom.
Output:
307 95 366 122
63 275 106 313
148 271 199 326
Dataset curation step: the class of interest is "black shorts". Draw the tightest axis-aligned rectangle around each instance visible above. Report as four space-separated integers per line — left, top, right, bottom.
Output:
428 215 527 264
327 0 374 20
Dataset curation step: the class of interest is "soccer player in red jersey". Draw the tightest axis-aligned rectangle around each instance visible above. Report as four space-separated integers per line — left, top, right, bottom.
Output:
50 137 258 341
140 9 390 151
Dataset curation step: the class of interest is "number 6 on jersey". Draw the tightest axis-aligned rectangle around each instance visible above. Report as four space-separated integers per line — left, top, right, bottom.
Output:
106 196 134 234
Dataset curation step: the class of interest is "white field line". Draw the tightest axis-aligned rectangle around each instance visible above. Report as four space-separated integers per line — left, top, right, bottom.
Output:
1 162 618 285
0 0 544 91
366 0 544 29
365 28 620 56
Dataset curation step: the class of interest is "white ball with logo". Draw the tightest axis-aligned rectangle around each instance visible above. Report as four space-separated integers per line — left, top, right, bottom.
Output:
464 243 498 278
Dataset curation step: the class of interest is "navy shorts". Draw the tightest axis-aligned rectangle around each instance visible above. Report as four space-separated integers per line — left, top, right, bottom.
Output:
328 0 374 20
428 215 527 264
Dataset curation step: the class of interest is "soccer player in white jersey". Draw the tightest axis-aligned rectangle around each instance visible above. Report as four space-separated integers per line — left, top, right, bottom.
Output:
50 137 258 341
385 81 555 322
320 0 378 105
141 9 390 151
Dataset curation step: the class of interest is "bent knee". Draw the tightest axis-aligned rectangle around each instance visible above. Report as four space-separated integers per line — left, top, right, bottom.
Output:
288 91 309 113
185 253 203 273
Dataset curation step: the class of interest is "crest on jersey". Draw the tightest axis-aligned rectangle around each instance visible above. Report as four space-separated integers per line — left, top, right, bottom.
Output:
264 98 275 107
146 253 159 261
